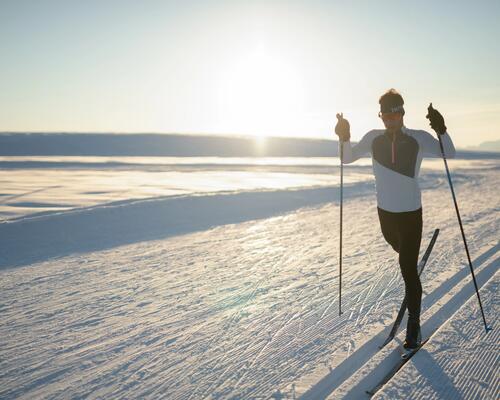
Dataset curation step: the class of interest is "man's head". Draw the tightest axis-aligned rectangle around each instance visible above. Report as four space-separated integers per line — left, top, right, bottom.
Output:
379 89 404 132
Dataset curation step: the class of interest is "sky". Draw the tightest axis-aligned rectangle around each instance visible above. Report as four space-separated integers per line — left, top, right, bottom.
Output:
0 0 499 148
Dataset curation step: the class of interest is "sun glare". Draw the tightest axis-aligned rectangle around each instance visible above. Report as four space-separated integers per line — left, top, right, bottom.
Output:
216 46 304 137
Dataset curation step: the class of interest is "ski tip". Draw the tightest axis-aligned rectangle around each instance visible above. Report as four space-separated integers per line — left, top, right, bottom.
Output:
486 326 493 333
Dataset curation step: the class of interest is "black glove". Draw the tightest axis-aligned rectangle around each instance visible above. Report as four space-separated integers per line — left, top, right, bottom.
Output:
426 103 447 135
335 113 351 142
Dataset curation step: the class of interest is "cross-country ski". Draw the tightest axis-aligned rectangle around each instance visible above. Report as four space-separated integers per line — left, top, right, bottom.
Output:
366 338 431 396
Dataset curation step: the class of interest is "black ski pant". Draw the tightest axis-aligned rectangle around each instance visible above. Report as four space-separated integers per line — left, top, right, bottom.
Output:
377 207 423 321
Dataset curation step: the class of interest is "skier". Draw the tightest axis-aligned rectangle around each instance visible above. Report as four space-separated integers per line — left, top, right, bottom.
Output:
334 89 456 350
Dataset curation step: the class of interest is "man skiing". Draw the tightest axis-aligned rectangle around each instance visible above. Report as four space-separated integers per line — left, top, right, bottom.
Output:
334 89 456 350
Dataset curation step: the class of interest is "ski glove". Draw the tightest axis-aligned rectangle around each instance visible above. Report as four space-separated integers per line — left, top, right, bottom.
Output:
335 113 351 142
426 103 447 135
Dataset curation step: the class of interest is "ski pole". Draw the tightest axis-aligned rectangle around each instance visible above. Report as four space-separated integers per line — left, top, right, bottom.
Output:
339 143 343 316
437 135 490 332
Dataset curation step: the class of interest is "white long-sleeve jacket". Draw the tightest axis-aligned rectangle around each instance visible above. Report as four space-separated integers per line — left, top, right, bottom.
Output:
340 126 456 212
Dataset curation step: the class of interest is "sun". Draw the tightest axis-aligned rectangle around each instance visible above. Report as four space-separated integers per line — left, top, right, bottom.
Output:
215 45 304 137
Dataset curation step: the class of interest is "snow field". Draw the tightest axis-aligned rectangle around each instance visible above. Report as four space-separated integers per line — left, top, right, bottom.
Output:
0 161 498 399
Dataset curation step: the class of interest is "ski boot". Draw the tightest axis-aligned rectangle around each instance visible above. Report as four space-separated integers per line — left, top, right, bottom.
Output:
403 317 421 350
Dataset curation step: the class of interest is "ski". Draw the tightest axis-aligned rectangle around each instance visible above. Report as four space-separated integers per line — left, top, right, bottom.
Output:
366 338 430 396
379 229 439 349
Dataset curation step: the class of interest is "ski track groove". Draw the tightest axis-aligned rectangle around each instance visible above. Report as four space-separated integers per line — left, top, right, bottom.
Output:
232 286 312 389
178 264 284 397
196 285 311 398
185 256 301 399
374 269 499 400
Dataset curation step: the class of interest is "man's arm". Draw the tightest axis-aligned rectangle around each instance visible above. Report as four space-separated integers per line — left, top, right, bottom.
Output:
419 130 456 158
423 103 456 158
334 113 374 163
339 131 376 163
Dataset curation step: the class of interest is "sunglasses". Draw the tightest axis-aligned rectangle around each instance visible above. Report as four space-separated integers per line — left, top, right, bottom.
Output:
378 112 402 121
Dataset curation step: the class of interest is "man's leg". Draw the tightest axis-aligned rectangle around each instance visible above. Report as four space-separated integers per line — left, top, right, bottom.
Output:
397 208 423 321
397 208 423 348
377 207 400 253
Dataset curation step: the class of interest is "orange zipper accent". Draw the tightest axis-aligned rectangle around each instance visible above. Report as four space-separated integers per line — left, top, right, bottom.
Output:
392 137 396 164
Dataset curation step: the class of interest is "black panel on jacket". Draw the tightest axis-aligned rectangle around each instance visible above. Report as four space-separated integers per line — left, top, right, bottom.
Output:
372 132 419 178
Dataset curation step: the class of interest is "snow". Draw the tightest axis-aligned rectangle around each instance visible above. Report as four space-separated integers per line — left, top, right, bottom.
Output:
0 157 372 221
374 270 499 400
0 155 498 399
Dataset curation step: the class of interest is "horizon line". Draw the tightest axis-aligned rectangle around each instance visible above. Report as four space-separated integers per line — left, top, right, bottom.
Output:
0 130 336 141
0 131 498 152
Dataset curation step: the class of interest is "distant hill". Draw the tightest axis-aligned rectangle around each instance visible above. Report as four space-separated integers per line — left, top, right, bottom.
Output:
0 132 340 157
467 139 500 152
0 132 498 158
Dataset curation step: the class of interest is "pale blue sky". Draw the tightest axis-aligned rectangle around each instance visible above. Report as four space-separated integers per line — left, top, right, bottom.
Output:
1 0 499 147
